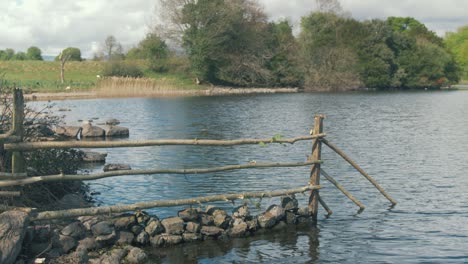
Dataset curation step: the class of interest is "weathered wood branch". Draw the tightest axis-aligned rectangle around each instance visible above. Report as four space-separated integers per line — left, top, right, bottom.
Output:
321 169 365 210
0 191 21 197
318 195 332 216
4 133 326 151
0 160 322 188
320 138 397 205
32 185 321 221
0 173 28 180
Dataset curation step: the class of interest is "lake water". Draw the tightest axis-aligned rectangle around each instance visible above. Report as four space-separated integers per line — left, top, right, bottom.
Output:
33 90 468 263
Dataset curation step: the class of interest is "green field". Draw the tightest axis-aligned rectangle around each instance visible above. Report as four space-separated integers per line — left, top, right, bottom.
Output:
0 60 202 92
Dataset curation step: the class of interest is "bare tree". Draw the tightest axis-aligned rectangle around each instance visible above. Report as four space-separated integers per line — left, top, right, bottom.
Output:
151 0 195 45
103 35 123 60
58 52 72 84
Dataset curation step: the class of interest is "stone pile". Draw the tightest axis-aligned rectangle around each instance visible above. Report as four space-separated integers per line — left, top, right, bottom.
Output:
21 195 313 263
54 118 129 139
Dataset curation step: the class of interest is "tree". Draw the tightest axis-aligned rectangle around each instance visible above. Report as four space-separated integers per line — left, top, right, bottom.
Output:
104 35 124 60
445 25 468 79
26 46 43 60
56 47 83 84
55 47 82 61
13 52 27 60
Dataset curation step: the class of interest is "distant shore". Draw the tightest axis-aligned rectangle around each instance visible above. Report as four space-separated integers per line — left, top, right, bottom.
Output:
23 87 300 101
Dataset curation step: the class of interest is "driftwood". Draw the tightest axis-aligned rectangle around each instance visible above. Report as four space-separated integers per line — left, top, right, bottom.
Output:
32 185 321 221
321 169 365 210
0 172 28 180
0 160 322 188
4 134 326 151
318 195 332 216
0 191 21 197
320 138 397 205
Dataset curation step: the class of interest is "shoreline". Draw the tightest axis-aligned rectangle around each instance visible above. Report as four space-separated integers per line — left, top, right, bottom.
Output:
23 87 300 101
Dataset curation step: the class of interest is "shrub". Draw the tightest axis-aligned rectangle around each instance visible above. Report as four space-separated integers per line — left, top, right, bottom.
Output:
102 61 144 78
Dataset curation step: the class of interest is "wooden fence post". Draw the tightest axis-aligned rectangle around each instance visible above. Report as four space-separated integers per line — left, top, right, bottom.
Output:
11 88 25 175
309 115 324 222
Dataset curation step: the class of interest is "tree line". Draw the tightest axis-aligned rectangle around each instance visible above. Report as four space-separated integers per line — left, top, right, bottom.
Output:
0 47 43 61
148 0 462 90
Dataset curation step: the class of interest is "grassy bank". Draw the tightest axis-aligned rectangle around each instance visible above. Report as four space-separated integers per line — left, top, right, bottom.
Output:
0 60 203 93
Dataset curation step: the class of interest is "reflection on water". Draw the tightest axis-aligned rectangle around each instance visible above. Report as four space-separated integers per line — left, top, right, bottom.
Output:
30 90 468 263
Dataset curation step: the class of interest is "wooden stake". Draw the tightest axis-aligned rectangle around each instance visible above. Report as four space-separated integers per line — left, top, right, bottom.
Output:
32 185 321 221
309 115 325 222
321 169 365 210
321 138 397 205
318 195 332 216
11 89 25 175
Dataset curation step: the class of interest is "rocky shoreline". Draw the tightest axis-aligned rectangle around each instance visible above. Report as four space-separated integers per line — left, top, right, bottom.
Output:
11 195 314 264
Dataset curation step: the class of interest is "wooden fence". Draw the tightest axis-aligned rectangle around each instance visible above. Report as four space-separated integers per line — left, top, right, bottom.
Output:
0 89 396 222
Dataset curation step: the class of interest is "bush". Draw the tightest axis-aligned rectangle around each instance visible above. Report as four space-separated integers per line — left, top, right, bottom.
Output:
102 61 144 78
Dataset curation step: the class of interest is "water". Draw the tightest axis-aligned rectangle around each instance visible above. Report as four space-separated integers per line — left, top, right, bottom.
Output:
32 91 468 263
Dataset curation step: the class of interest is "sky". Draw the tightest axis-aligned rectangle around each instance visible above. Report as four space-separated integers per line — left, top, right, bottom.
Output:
0 0 467 58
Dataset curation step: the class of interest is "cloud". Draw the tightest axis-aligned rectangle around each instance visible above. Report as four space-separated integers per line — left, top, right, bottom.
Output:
0 0 467 58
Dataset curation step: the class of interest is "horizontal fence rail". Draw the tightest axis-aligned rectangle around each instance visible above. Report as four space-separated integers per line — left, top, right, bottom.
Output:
32 184 321 221
0 160 322 188
4 134 326 151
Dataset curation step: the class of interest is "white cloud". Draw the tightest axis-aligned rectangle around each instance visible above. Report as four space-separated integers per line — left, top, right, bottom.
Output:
0 0 466 58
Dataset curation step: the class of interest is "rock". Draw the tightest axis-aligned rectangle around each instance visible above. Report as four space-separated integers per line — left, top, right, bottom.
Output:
126 247 147 264
297 207 310 216
178 208 199 222
182 232 201 242
103 163 131 172
135 231 149 245
105 126 129 137
82 151 107 163
164 235 183 246
130 225 143 235
213 212 231 229
55 193 90 210
78 216 102 231
58 108 71 112
28 242 49 256
144 218 164 236
257 212 277 229
97 248 128 264
266 205 286 221
77 237 98 252
135 211 150 225
229 219 248 237
0 210 30 264
198 213 214 226
272 221 288 230
113 214 137 230
95 230 117 245
58 235 77 253
149 235 165 247
185 222 201 233
281 195 299 211
54 126 81 138
61 222 85 239
206 206 222 215
246 218 258 232
81 124 105 138
91 221 113 236
34 225 51 243
200 226 224 237
232 205 249 219
161 217 184 235
28 123 54 137
285 211 298 225
105 118 121 126
52 250 88 264
116 231 135 245
297 216 312 224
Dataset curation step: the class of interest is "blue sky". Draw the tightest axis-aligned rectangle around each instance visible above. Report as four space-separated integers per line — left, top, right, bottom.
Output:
0 0 467 58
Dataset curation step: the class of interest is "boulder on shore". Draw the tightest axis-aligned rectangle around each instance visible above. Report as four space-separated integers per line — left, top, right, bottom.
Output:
0 210 30 264
54 126 81 138
103 164 132 172
81 124 105 138
105 126 129 137
82 152 107 163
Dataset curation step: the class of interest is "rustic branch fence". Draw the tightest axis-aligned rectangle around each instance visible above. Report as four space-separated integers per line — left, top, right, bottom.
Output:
0 89 396 222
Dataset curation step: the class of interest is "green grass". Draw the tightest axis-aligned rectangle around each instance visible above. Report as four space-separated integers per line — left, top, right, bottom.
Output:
0 59 203 93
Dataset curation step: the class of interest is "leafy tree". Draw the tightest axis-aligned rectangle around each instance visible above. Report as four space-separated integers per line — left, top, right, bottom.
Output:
55 47 82 61
0 49 15 60
445 25 468 79
13 51 27 60
126 33 169 72
26 46 43 60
